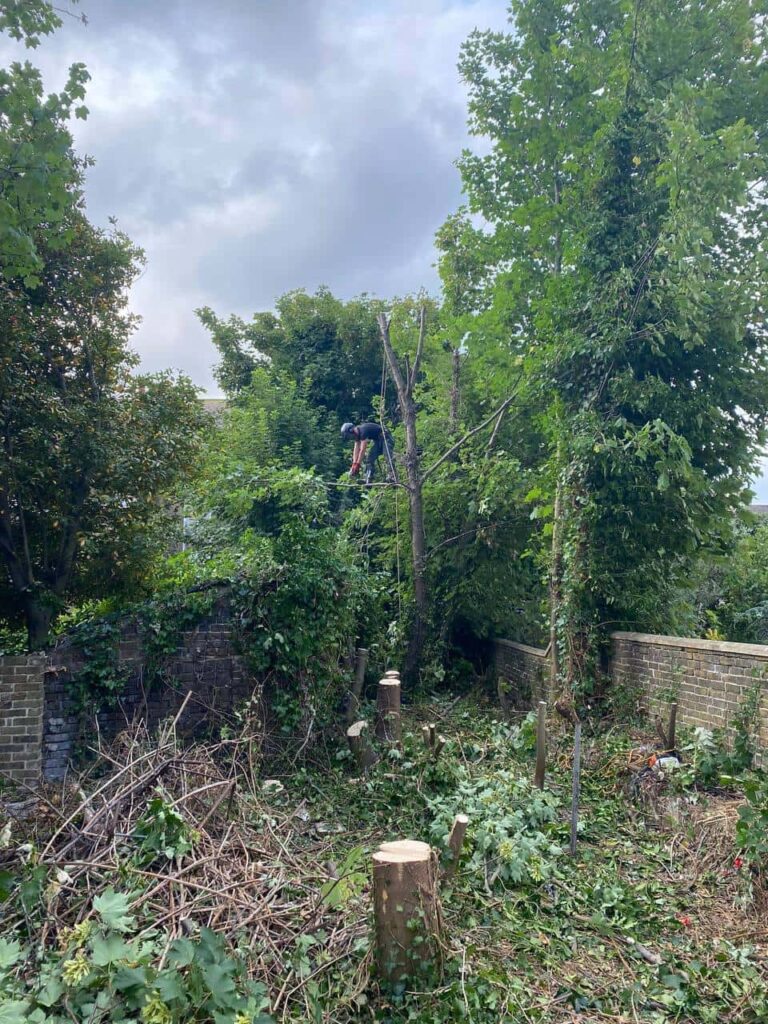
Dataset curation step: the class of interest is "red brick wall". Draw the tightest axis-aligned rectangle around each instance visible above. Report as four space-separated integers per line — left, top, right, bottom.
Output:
494 639 551 710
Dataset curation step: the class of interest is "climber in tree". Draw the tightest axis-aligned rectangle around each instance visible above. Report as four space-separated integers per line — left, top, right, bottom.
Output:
341 422 396 485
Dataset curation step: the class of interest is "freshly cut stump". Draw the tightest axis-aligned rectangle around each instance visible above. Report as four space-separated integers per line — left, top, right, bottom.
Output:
346 720 377 771
384 669 400 679
375 678 402 743
372 839 441 986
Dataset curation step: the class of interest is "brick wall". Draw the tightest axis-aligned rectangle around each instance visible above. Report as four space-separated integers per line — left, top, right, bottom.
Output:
612 631 768 748
1 593 257 785
494 639 551 711
0 655 45 785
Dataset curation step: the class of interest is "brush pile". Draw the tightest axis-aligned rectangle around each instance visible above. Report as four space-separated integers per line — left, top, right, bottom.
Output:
2 697 370 1018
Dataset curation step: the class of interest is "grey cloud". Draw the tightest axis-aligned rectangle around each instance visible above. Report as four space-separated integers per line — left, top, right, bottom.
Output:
5 0 513 391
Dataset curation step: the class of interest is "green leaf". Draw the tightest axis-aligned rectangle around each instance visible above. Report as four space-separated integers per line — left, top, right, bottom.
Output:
90 932 133 966
0 1001 31 1024
93 888 136 933
0 939 23 970
167 937 196 967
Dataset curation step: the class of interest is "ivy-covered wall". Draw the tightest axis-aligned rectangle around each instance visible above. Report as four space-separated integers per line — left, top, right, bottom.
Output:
1 591 256 783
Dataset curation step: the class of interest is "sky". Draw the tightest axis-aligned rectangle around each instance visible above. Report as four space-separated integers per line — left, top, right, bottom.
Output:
4 0 509 391
6 0 768 499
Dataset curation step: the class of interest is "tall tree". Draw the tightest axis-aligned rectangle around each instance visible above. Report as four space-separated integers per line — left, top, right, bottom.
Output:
0 214 204 646
445 0 768 696
198 288 389 426
0 0 89 283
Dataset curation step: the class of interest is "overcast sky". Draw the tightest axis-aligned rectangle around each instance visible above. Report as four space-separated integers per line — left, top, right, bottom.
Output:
6 0 768 498
6 0 509 392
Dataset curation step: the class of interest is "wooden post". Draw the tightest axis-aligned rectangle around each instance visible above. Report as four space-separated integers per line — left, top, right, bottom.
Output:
384 669 400 679
668 702 678 751
347 720 377 771
375 678 402 743
534 701 547 790
569 722 582 857
442 814 468 881
346 648 370 724
372 839 441 985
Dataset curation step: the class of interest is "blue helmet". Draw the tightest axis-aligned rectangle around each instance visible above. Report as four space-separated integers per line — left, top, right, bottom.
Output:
341 422 356 439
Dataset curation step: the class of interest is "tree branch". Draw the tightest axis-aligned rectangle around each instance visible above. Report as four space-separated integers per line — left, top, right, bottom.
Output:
377 313 408 399
408 305 427 391
421 394 517 483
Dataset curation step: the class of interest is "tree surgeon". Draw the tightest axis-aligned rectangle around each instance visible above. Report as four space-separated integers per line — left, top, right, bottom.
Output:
341 422 396 485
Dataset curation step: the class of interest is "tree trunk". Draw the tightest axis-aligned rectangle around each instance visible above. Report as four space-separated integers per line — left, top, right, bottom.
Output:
372 839 442 986
346 647 369 724
24 597 54 650
442 813 468 881
549 465 564 698
375 678 402 744
347 720 377 771
377 312 429 687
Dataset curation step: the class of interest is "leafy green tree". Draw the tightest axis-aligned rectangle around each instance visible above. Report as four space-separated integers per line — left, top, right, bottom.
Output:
444 0 768 697
0 0 89 283
197 288 389 425
0 213 204 647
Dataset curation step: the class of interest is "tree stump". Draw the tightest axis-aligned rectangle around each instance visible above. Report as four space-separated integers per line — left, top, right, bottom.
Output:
442 813 468 881
372 839 442 986
346 647 369 724
346 720 377 771
384 669 400 680
375 678 401 743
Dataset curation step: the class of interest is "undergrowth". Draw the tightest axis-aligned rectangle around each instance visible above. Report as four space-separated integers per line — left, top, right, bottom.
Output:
1 698 766 1023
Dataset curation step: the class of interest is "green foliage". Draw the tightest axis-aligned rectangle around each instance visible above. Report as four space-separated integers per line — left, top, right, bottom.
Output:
438 0 768 691
0 891 273 1024
0 212 205 647
197 288 388 426
428 766 561 885
737 772 768 869
133 796 198 866
0 1 89 284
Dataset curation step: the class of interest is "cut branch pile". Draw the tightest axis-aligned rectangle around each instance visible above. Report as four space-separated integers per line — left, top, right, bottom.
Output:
7 705 370 1016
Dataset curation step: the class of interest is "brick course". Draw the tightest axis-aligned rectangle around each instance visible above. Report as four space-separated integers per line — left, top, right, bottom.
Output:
611 631 768 748
494 630 768 746
494 639 552 711
0 592 257 785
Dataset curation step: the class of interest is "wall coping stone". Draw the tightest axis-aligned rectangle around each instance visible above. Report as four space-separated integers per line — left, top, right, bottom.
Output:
611 631 768 660
496 638 550 659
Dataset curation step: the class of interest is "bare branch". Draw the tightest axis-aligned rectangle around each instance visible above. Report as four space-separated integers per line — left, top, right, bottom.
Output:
377 313 408 399
408 305 427 392
421 394 516 483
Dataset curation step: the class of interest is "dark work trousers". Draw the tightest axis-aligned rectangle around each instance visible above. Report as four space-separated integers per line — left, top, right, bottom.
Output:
365 430 395 484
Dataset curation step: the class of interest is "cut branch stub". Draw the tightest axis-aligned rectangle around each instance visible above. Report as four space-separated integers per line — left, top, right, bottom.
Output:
346 720 377 771
442 813 468 882
375 678 402 744
384 670 400 680
372 838 442 986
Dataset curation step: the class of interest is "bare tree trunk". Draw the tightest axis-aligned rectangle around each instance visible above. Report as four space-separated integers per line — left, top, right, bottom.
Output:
549 447 564 697
347 720 377 771
377 311 429 687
